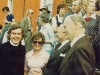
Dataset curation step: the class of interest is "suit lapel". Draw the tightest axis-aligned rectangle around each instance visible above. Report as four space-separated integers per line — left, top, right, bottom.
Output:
49 42 70 61
59 36 87 71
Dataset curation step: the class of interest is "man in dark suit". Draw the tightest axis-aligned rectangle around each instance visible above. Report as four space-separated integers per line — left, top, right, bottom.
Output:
58 14 96 75
36 25 70 75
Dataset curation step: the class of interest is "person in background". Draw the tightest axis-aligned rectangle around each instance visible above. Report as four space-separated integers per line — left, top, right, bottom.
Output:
24 31 50 75
0 6 15 44
62 0 84 23
20 9 34 53
36 5 51 31
0 24 26 75
83 1 100 69
83 1 97 43
38 12 56 55
58 14 95 75
52 4 65 33
41 25 70 75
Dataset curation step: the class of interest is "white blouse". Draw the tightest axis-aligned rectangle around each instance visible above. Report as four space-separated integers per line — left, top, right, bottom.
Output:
24 49 50 75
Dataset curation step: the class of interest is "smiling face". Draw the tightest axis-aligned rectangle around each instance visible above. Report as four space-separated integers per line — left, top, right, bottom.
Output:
56 25 67 43
32 38 43 51
86 2 96 14
72 0 82 13
59 7 65 16
63 16 75 40
10 28 22 45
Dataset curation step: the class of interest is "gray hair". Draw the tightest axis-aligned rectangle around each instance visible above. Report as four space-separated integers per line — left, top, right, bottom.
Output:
26 9 33 16
70 14 86 28
38 12 50 23
72 0 82 4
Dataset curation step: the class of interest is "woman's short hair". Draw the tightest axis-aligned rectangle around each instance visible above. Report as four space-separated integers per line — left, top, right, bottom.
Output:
57 4 65 14
7 23 24 40
82 1 95 13
38 12 50 23
31 31 45 44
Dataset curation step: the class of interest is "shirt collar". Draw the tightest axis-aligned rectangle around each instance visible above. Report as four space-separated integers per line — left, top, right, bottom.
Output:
74 11 82 16
32 48 44 55
59 40 69 49
10 40 19 46
61 40 69 46
70 34 85 47
27 49 48 60
83 12 96 19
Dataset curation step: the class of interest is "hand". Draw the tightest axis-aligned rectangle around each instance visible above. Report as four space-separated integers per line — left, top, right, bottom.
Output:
33 68 42 75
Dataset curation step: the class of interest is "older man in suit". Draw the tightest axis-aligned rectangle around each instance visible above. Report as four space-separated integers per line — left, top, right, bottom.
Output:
58 14 96 75
62 0 84 23
34 25 70 75
20 9 34 52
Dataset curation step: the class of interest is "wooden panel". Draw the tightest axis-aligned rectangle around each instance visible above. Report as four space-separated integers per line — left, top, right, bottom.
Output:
13 0 24 23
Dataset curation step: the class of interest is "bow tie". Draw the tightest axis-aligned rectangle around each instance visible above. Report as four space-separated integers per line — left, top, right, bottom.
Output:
85 17 91 21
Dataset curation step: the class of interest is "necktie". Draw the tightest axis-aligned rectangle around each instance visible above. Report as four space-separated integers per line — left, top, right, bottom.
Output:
51 43 61 56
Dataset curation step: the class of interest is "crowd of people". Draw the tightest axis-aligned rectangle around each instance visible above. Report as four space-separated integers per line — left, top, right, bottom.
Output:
0 0 100 75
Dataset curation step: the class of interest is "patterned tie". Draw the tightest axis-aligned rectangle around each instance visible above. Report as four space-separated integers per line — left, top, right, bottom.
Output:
51 43 61 56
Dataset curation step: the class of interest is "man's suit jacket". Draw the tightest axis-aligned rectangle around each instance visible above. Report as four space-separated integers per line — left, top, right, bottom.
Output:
42 42 70 75
58 36 96 75
20 17 33 52
20 17 32 36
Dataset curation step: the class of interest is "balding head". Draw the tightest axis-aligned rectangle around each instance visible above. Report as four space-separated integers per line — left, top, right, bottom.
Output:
63 14 86 41
26 9 33 16
64 14 86 28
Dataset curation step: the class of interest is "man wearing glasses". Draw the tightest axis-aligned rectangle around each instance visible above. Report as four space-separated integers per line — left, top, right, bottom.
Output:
20 9 34 53
0 24 26 75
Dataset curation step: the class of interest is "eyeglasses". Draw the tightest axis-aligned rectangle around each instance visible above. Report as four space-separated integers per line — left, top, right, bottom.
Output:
11 32 22 35
32 40 43 45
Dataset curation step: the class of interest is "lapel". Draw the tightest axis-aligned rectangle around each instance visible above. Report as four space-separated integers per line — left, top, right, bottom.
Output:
59 36 87 71
48 42 70 61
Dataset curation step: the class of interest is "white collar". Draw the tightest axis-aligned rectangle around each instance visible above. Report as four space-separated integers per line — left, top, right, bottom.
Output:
10 40 19 46
61 40 69 45
59 40 69 49
70 34 85 47
83 12 96 19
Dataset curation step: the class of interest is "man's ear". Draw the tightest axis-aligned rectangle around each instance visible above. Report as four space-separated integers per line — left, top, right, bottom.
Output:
74 21 80 30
